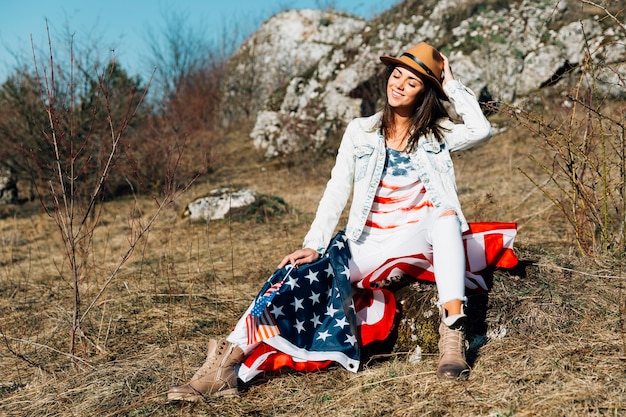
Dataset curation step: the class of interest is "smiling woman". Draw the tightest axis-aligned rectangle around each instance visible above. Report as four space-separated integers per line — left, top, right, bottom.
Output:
166 41 516 402
386 67 426 128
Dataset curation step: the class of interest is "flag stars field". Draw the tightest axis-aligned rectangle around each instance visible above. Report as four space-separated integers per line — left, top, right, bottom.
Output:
309 291 321 305
311 313 322 327
285 275 299 289
305 270 319 284
316 330 332 341
326 304 339 317
340 266 350 280
291 297 305 311
270 304 284 318
334 317 349 329
294 319 306 334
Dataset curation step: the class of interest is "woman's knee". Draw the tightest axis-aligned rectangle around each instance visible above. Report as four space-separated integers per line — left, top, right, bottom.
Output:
438 208 458 218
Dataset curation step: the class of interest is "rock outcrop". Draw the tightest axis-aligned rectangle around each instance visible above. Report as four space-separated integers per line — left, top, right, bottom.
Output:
183 188 258 221
182 188 289 222
221 9 366 126
0 167 17 204
222 0 625 158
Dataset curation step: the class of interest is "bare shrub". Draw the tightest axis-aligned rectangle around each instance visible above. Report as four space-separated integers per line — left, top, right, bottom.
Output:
0 44 147 201
131 61 226 192
3 25 191 365
139 10 243 188
498 5 625 257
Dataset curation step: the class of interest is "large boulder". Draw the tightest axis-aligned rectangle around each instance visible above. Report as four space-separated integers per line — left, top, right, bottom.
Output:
225 0 625 157
182 188 289 222
182 188 258 221
220 9 366 126
0 167 18 204
363 278 505 365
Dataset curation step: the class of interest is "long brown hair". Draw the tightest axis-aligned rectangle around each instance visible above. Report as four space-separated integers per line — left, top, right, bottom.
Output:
380 65 450 152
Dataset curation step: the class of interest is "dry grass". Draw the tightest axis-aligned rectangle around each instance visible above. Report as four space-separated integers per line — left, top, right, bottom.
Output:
0 109 625 416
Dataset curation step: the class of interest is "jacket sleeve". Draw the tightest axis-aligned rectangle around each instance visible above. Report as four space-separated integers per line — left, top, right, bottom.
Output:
301 121 357 254
441 79 492 152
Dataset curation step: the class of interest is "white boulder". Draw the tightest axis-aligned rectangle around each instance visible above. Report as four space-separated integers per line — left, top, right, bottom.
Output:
183 188 258 221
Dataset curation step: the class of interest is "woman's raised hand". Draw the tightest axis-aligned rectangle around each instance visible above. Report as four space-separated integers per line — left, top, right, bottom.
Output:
440 53 455 87
278 248 320 269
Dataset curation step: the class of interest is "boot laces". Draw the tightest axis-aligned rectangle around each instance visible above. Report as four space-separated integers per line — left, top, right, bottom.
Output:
195 340 228 377
440 325 466 357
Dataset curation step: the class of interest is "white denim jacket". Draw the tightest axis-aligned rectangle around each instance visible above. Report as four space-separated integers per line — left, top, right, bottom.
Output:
302 80 492 254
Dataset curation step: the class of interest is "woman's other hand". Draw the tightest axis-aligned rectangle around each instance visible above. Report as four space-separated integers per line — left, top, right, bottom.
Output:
278 248 320 269
440 53 455 87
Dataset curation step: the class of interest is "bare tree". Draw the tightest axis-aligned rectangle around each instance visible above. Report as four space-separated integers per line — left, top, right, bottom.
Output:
2 23 191 364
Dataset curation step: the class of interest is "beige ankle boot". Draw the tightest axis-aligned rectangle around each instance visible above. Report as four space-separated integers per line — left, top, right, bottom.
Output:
167 339 244 402
436 306 470 380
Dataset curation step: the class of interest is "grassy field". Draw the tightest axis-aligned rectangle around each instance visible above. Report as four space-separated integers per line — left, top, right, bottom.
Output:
0 109 624 416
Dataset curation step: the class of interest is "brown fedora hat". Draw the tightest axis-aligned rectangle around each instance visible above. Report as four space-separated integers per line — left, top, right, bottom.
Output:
380 42 445 96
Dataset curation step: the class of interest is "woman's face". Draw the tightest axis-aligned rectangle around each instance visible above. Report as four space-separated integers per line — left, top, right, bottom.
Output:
386 66 425 113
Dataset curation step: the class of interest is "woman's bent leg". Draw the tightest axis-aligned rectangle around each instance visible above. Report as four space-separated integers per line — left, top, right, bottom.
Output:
431 211 466 308
430 211 470 380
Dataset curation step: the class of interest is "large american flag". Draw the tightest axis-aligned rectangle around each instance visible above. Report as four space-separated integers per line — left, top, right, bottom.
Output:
237 222 517 382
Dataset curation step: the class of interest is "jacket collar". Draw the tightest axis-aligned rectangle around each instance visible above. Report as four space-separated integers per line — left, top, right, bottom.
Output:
364 112 383 134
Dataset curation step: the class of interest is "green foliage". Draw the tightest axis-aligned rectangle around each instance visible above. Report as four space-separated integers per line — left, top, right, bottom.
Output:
469 21 482 30
0 12 230 200
319 16 332 27
0 71 47 175
0 61 147 200
229 194 290 223
491 33 508 44
492 407 515 417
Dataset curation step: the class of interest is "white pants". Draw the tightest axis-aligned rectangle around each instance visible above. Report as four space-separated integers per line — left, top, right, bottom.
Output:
348 207 466 305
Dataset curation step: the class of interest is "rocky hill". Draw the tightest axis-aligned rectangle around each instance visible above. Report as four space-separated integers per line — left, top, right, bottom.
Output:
222 0 625 157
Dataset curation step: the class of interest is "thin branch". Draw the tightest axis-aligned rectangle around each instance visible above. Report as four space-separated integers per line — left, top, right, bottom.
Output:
0 329 95 370
533 262 624 279
580 0 626 32
565 94 625 129
80 197 170 322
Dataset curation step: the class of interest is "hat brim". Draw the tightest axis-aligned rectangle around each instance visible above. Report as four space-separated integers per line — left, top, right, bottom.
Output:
380 55 446 97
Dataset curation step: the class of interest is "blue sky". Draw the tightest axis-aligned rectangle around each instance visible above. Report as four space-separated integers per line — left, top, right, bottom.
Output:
0 0 399 82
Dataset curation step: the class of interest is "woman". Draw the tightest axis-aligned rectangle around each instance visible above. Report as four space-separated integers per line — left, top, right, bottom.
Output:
167 42 494 402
